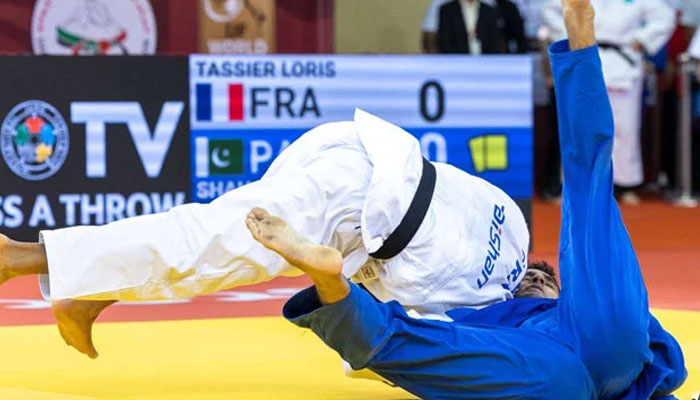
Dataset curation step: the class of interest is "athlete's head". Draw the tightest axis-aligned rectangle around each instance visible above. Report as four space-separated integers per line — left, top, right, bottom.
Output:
515 261 560 299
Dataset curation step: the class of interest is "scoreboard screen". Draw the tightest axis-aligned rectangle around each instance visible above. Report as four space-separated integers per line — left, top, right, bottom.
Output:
189 54 533 204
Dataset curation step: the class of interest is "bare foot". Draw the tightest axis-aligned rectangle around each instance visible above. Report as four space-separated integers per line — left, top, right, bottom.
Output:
245 207 342 277
0 234 17 287
51 299 116 359
0 234 48 288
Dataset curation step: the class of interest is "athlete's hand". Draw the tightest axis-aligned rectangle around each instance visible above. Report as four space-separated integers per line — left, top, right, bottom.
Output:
561 0 594 18
561 0 592 11
632 40 645 54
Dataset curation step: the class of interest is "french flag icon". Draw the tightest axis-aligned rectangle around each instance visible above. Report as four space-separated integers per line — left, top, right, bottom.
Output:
196 83 244 122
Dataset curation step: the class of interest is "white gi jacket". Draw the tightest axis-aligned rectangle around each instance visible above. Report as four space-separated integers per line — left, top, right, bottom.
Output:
40 110 529 319
681 0 700 27
690 30 700 59
542 0 675 89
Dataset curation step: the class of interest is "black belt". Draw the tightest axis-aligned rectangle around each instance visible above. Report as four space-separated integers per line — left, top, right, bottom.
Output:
598 42 637 66
369 157 437 260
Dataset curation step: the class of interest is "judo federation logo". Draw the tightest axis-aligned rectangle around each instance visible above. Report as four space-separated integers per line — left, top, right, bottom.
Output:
31 0 157 55
195 137 244 177
1 100 70 181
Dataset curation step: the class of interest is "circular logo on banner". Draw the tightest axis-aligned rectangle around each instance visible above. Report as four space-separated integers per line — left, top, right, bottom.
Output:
203 0 244 23
31 0 157 55
1 101 70 181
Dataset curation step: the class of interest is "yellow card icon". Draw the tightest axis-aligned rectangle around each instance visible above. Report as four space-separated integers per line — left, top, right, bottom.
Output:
469 135 508 173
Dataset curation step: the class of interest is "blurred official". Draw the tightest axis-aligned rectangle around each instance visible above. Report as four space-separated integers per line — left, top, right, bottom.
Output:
437 0 506 54
542 0 675 202
421 0 451 53
690 29 700 80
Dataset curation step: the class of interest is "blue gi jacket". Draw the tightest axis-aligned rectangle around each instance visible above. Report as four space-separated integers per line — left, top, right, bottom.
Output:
447 299 687 399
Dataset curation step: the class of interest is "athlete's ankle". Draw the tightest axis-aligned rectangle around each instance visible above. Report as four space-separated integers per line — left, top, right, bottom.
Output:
314 277 350 306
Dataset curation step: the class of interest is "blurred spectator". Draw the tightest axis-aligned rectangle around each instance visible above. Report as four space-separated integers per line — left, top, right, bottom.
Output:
681 0 700 28
541 0 675 205
535 17 562 202
663 0 681 11
422 0 451 53
536 36 562 202
438 0 505 54
680 1 700 79
509 0 548 47
433 0 525 54
691 31 700 80
494 0 527 53
655 1 692 193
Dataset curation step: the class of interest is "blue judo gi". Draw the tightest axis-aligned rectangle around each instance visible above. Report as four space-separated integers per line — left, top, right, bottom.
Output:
283 42 687 400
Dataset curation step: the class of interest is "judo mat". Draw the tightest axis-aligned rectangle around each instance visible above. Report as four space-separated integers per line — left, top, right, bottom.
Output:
0 199 697 399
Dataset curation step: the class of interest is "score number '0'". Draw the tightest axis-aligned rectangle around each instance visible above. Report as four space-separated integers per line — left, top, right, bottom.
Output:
420 80 445 122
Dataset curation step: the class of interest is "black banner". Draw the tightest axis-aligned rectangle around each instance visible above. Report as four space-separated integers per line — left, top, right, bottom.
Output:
0 56 189 241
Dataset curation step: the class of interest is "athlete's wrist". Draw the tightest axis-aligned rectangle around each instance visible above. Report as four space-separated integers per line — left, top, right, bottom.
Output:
562 1 595 50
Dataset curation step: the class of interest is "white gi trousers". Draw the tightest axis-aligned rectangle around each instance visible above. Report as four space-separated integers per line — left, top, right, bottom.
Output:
39 110 529 318
609 78 645 187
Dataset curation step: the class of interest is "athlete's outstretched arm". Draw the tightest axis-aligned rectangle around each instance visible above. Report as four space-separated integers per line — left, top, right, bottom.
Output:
549 0 655 397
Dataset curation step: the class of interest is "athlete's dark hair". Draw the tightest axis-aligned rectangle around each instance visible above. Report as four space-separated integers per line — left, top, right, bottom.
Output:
527 260 559 287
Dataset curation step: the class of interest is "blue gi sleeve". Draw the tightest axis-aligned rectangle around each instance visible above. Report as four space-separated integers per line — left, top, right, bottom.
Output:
284 282 594 400
549 40 670 398
283 283 394 369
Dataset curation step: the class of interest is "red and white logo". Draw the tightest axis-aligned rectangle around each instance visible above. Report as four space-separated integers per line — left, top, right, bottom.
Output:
31 0 157 55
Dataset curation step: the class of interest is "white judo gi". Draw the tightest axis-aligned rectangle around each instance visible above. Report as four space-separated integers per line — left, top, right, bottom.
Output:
542 0 675 186
39 110 529 319
690 30 700 60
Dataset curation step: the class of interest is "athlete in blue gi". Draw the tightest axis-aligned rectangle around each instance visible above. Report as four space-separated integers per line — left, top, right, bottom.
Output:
243 0 687 398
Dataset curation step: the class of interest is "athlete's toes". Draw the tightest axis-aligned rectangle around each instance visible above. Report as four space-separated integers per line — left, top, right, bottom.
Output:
55 322 98 359
246 217 261 239
84 341 99 359
251 207 268 221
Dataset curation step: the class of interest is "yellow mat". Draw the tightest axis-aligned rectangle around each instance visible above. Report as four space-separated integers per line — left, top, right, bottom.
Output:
0 309 696 399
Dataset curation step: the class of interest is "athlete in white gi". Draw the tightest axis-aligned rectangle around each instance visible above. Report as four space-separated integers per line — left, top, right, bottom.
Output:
0 109 529 358
690 29 700 81
542 0 675 192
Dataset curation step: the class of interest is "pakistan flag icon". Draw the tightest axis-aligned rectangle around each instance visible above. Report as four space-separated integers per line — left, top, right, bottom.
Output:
195 137 244 177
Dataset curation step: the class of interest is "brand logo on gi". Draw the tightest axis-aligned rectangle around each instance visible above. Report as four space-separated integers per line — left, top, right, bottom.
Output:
476 204 506 289
1 100 70 180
